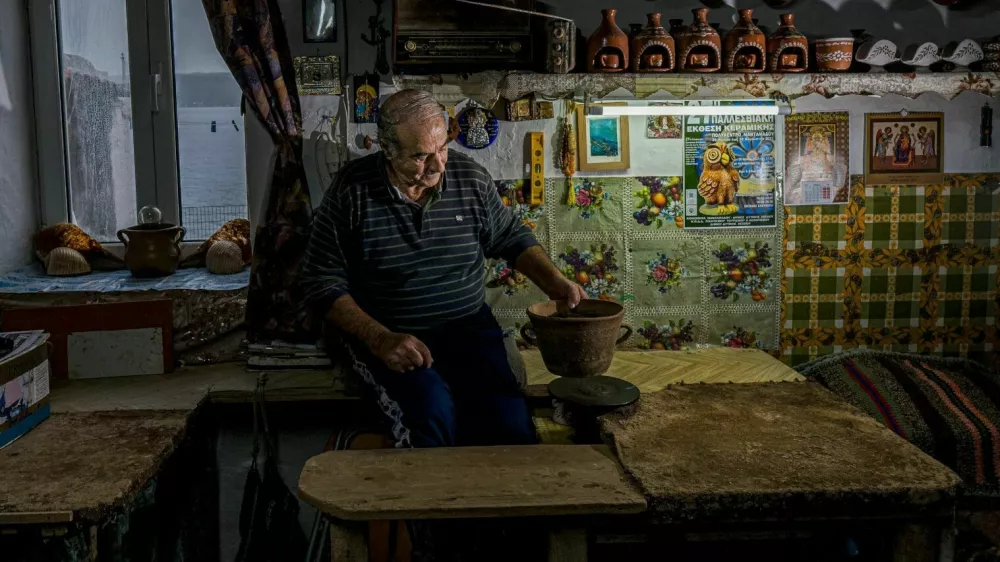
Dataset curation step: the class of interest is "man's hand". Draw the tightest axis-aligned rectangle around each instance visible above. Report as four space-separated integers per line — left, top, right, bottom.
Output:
546 276 588 309
370 332 433 373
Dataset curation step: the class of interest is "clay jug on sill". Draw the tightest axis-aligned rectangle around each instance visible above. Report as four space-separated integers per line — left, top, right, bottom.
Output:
724 8 766 73
117 223 186 278
586 8 629 73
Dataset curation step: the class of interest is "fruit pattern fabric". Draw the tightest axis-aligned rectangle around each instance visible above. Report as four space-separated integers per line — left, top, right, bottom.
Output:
487 174 1000 369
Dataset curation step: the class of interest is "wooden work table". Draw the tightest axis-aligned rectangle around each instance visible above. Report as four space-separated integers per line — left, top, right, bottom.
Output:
0 349 802 529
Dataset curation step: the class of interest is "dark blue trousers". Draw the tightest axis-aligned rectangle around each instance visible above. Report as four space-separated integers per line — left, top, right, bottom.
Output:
348 305 538 448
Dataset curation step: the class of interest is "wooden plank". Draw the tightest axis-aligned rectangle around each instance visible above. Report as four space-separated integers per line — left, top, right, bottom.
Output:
600 383 961 524
298 445 647 521
524 348 804 390
548 528 587 562
0 511 74 525
330 521 368 562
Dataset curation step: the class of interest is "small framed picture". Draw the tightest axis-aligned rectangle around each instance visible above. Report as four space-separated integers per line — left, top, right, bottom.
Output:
576 103 630 172
294 55 342 95
303 0 337 43
864 112 944 185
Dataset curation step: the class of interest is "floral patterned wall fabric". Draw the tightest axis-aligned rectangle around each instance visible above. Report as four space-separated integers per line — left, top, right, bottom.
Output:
487 177 783 354
486 174 999 367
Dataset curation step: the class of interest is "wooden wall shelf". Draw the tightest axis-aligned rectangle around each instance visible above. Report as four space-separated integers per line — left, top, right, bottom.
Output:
392 70 1000 107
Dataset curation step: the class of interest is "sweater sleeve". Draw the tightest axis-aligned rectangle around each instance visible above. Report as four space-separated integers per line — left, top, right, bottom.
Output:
479 173 540 266
299 181 354 315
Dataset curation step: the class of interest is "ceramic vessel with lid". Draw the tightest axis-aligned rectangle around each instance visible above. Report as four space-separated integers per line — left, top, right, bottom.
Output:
724 9 766 73
767 13 807 72
117 223 186 278
587 8 629 73
676 8 721 72
631 13 675 72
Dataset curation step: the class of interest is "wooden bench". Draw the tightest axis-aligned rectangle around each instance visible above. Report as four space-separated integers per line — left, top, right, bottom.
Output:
297 444 647 561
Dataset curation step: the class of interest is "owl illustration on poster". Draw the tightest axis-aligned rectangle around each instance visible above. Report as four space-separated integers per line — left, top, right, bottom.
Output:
353 74 379 124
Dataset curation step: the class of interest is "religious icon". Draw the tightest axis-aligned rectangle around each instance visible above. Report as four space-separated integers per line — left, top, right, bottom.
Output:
865 112 944 185
784 112 849 205
353 74 379 123
456 105 499 149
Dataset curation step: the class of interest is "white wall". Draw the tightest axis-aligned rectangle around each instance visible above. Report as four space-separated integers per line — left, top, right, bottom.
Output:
0 0 39 273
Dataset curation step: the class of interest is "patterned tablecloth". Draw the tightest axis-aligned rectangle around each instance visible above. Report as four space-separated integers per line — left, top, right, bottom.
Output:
0 265 249 352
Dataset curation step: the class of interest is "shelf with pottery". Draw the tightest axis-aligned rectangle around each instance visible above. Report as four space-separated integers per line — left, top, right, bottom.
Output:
392 70 1000 109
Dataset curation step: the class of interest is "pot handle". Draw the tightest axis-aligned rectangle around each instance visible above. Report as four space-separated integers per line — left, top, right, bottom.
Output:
116 229 129 247
173 226 186 255
617 324 633 344
519 323 537 346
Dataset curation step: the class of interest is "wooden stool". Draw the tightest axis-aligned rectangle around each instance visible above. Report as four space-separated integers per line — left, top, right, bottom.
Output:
298 444 647 562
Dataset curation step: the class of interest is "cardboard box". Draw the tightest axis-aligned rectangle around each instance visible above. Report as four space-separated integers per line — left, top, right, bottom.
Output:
0 339 51 448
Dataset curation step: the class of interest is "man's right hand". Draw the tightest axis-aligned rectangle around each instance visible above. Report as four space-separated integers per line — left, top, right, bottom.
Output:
370 332 433 373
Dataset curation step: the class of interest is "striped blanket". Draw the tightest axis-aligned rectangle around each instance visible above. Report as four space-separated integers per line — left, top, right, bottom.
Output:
797 350 1000 497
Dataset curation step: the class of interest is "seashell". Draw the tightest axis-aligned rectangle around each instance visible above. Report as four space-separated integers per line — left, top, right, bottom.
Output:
941 39 983 67
45 247 91 276
206 241 246 275
855 38 899 68
901 42 939 68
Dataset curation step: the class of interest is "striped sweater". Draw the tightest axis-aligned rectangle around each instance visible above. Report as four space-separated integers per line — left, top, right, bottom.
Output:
300 150 539 332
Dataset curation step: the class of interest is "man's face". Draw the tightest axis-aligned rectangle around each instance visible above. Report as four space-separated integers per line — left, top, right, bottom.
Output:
388 114 449 189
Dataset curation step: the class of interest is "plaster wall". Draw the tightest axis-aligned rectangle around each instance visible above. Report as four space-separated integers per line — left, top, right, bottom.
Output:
0 0 40 273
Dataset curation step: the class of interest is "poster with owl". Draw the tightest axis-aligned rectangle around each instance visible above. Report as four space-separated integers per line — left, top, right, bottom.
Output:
682 110 777 229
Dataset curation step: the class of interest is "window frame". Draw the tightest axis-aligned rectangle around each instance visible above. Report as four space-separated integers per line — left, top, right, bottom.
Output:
28 0 221 241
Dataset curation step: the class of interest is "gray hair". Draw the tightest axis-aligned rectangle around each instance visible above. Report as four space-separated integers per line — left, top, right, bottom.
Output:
376 89 446 158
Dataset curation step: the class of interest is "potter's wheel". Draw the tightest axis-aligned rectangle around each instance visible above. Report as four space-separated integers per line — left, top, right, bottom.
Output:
548 375 639 408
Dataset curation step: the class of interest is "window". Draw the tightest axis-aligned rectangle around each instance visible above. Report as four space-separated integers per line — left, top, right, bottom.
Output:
30 0 248 242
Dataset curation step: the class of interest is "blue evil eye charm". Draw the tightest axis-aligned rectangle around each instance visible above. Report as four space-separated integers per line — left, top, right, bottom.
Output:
456 106 499 149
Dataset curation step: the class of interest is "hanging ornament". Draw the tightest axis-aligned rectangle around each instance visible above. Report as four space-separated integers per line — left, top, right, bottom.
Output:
982 103 993 147
456 102 499 149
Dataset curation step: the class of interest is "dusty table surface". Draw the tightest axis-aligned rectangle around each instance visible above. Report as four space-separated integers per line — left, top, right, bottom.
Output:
599 382 962 524
0 364 342 524
0 411 189 523
298 444 647 521
524 348 804 391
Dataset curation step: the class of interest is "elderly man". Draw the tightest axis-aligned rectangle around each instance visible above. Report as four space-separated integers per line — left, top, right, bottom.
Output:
301 89 585 449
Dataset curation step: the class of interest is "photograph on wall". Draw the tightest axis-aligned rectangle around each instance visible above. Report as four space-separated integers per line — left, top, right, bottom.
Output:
353 74 379 123
576 104 630 171
682 111 776 229
646 103 682 139
864 112 944 185
784 112 850 206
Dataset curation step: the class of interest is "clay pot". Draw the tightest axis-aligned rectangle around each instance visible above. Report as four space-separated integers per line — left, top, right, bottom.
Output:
724 9 766 72
587 9 629 73
117 223 185 277
676 8 721 72
767 13 808 72
631 13 675 72
521 300 633 378
813 38 854 72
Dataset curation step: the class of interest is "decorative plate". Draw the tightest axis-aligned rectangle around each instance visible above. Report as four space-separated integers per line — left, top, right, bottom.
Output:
456 106 500 150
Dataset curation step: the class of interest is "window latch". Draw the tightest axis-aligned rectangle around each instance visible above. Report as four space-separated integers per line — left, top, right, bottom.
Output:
150 65 162 113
